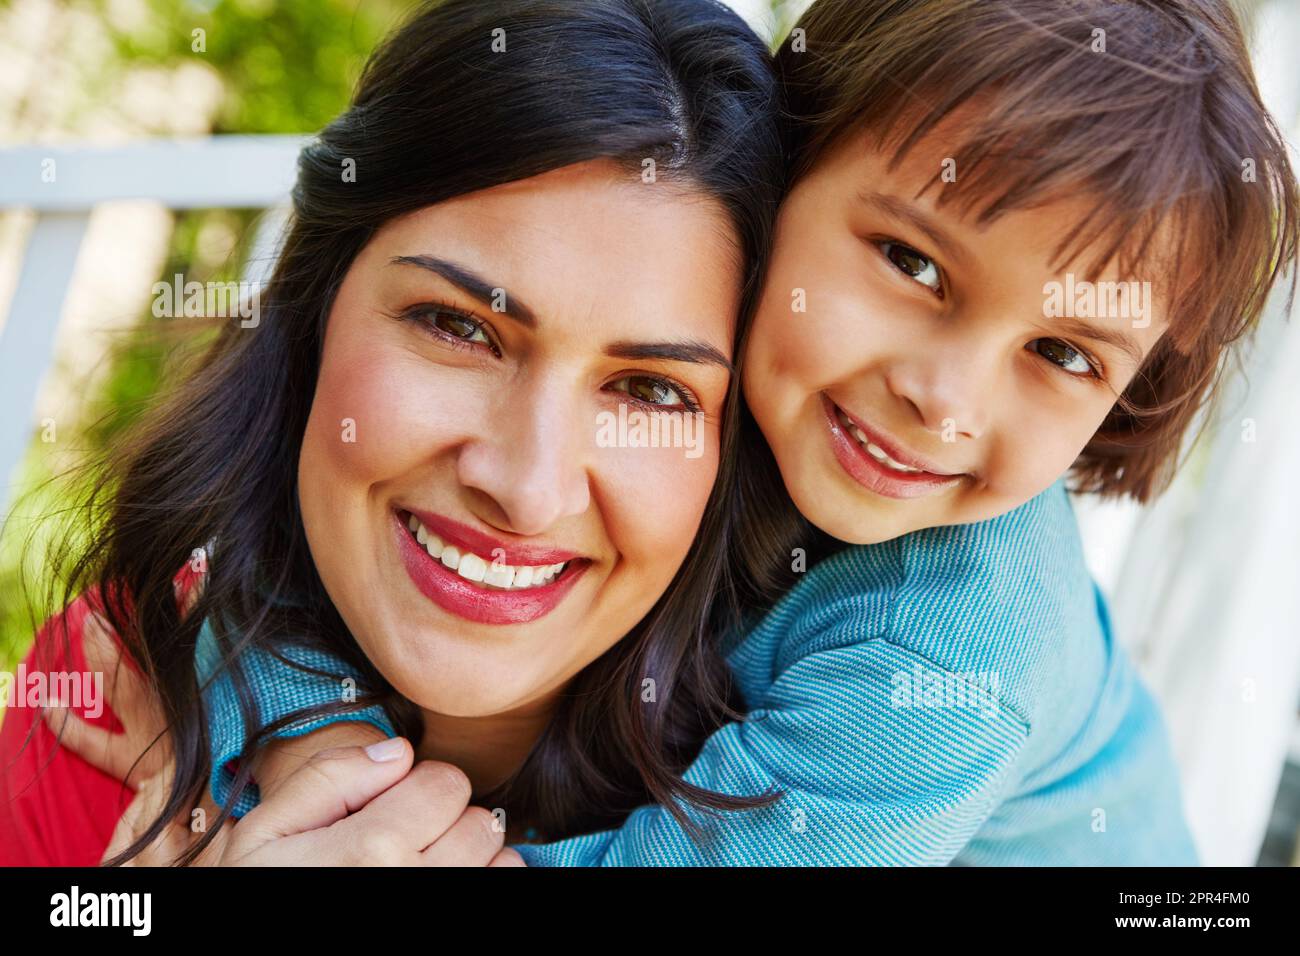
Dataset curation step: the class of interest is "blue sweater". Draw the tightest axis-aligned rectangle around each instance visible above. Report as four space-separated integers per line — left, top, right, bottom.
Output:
195 477 1199 865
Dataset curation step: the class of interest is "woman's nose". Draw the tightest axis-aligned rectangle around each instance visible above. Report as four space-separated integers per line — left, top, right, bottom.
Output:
455 389 592 537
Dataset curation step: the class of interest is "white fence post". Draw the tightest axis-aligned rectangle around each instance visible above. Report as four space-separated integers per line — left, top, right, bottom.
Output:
0 136 304 519
0 212 90 506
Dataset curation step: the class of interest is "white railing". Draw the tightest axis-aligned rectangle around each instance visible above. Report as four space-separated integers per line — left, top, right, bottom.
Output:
1 124 1298 865
0 135 306 515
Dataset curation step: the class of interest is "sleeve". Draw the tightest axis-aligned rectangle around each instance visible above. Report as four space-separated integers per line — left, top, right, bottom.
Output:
195 619 396 818
0 590 135 866
512 636 1030 866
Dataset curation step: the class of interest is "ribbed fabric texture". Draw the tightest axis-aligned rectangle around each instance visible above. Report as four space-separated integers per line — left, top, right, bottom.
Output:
198 477 1198 864
196 625 396 818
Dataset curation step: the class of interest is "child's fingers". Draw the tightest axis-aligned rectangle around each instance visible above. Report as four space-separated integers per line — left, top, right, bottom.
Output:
77 612 172 777
82 613 167 728
417 805 506 866
103 773 168 864
106 767 230 866
334 760 475 864
488 847 527 867
250 721 390 799
233 738 415 849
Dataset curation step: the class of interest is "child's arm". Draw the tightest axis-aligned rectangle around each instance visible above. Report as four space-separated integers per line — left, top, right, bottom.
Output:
203 622 1029 864
514 636 1029 865
195 620 398 817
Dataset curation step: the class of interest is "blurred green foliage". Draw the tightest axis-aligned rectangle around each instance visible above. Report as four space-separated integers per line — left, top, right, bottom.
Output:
0 0 415 671
88 0 417 133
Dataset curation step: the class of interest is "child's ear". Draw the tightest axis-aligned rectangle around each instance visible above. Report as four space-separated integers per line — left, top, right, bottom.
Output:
250 722 391 798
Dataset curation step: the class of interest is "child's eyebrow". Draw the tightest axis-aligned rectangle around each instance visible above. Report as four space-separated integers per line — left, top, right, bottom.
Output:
856 189 971 266
1050 317 1145 365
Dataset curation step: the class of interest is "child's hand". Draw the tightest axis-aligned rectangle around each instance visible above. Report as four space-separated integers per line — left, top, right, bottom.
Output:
217 739 525 866
49 615 524 865
248 720 390 801
43 611 221 864
42 610 172 784
98 762 227 866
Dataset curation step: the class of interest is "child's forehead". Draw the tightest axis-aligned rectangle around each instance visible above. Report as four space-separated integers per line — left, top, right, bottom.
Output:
826 128 1168 271
797 117 1178 363
812 104 1190 296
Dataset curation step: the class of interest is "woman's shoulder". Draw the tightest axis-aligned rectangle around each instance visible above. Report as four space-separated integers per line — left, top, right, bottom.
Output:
0 590 132 866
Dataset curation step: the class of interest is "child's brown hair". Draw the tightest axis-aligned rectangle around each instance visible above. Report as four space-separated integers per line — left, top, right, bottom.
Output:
774 0 1299 502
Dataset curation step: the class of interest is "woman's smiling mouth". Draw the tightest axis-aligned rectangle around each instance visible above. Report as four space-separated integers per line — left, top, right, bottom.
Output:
392 507 588 625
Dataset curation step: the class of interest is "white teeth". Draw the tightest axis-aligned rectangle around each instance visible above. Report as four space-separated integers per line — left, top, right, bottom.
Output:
838 412 925 473
484 564 515 589
457 552 487 583
424 533 444 560
405 514 569 591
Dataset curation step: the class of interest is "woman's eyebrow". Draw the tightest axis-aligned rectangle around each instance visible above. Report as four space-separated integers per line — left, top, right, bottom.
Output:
604 341 733 372
390 254 537 327
391 255 729 370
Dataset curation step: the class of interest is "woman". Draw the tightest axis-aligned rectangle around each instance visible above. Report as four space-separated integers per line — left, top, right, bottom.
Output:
0 0 786 865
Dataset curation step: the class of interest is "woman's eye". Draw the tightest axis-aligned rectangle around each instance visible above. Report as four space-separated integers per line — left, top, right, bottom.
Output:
609 375 692 410
881 241 943 296
429 309 492 347
1031 338 1096 377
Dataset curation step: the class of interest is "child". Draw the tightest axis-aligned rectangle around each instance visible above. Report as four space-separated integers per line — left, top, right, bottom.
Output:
107 0 1300 863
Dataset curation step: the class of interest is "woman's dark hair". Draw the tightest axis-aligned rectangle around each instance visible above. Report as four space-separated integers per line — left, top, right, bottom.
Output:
21 0 787 862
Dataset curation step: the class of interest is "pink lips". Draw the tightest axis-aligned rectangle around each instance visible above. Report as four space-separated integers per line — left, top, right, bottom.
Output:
821 393 966 500
393 508 587 626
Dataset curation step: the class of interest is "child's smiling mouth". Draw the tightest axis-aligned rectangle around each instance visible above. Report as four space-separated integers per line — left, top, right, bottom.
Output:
821 394 969 500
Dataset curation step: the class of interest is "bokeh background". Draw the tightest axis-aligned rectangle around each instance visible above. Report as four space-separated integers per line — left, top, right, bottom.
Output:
1 0 1297 866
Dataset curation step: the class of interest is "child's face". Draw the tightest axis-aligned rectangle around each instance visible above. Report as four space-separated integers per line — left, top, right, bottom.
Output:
744 119 1171 544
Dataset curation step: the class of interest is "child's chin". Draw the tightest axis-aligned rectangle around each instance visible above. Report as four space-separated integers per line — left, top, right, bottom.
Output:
802 489 924 546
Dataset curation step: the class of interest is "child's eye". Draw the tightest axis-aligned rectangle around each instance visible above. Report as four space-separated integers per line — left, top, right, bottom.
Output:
879 240 944 297
608 375 699 413
404 304 498 354
1030 338 1099 378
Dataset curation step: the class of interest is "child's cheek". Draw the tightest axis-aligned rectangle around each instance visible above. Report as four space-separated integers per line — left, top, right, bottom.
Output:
983 408 1100 511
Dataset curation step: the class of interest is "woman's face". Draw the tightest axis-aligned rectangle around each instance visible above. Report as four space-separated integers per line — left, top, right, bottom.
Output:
297 158 740 720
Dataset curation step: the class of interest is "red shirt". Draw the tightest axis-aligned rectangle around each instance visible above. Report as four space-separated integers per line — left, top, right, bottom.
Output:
0 587 136 866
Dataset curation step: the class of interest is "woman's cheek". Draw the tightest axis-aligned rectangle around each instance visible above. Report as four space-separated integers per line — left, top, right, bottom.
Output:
601 426 720 586
308 343 474 485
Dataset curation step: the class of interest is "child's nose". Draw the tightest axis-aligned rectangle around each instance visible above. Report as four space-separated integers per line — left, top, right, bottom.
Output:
885 348 990 442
